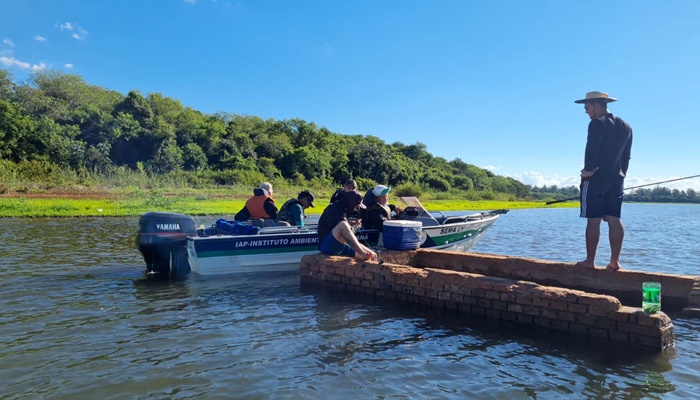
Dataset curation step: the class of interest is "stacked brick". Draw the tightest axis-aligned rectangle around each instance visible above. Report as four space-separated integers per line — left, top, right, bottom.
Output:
300 255 675 350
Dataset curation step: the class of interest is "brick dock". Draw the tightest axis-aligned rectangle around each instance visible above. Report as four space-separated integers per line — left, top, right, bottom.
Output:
299 250 687 350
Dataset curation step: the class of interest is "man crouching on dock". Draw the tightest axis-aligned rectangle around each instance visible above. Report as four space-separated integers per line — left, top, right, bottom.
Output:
318 190 378 261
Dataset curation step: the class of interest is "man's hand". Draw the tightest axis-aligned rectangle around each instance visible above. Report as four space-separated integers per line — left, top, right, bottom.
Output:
580 166 599 178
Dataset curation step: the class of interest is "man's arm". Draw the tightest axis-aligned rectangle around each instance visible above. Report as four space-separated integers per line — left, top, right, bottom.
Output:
290 204 304 226
264 200 279 220
234 207 250 221
582 119 604 176
621 130 632 177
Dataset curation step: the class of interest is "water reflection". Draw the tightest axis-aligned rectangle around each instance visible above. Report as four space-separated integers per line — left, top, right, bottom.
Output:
1 208 699 399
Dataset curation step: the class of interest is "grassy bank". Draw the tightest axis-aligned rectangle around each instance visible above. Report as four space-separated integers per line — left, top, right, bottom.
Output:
0 188 576 218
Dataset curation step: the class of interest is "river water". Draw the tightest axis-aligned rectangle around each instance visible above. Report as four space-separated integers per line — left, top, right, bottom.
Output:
1 203 699 399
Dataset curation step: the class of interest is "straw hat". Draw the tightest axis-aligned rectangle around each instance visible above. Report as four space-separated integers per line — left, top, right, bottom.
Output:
574 91 618 104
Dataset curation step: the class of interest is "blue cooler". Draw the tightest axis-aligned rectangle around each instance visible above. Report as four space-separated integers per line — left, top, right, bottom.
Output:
382 220 422 250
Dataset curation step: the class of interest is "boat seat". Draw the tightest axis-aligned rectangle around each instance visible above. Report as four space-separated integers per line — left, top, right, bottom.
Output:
413 216 440 227
252 218 286 227
443 217 467 225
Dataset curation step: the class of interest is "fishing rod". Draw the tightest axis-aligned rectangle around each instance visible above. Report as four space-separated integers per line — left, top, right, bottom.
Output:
544 174 700 205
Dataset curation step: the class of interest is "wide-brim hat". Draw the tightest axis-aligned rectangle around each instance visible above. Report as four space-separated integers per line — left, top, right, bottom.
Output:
574 91 617 104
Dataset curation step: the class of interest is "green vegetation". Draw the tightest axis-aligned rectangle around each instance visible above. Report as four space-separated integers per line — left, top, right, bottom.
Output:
0 68 530 197
1 68 696 218
0 191 570 218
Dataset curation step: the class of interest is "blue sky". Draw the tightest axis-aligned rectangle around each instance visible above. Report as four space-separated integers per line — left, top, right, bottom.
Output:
2 0 700 190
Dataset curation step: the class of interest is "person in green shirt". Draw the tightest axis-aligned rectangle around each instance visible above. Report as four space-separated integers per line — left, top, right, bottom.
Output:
277 190 315 226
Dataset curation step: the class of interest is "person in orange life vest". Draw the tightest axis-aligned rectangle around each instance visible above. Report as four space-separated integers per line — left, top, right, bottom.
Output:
234 182 279 221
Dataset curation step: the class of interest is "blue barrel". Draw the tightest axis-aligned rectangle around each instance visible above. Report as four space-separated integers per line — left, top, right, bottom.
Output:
382 220 422 250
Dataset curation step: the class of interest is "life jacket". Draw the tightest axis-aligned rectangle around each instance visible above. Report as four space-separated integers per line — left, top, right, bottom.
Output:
358 189 376 222
245 195 274 219
363 201 392 229
277 198 303 225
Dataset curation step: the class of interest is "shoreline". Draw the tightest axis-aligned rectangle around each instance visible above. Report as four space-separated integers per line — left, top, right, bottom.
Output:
0 190 576 218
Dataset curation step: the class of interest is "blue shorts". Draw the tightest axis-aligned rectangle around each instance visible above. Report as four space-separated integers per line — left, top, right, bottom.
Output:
319 233 356 257
580 178 624 219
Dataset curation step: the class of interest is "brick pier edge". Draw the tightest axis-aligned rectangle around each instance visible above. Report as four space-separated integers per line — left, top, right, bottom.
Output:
300 250 681 350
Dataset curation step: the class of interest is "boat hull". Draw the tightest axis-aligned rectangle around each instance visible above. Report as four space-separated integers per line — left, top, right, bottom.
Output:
421 214 498 252
186 214 498 276
187 230 380 275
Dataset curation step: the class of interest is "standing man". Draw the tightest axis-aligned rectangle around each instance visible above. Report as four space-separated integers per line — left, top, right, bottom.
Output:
277 190 315 226
574 91 633 271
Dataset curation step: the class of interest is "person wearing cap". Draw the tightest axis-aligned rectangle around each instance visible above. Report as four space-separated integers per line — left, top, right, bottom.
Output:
329 179 358 204
234 182 279 221
362 184 404 231
276 190 315 226
317 189 378 261
574 91 633 271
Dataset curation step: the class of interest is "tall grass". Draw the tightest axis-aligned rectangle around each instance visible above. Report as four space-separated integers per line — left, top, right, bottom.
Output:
1 158 566 217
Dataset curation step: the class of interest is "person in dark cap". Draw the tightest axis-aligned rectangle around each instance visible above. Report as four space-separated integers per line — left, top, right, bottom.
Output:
574 91 633 271
277 190 315 226
318 189 377 261
329 179 358 204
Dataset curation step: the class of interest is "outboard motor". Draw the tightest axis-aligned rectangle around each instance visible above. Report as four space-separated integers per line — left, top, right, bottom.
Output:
137 212 196 279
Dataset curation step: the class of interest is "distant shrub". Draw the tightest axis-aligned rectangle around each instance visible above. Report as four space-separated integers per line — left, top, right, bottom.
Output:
394 183 422 197
354 177 375 193
426 176 450 191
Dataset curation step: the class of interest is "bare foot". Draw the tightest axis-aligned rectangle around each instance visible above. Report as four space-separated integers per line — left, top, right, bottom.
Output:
576 260 596 269
605 263 621 271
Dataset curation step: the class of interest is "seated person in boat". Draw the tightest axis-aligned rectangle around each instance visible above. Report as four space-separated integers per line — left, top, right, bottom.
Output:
361 185 404 231
234 182 278 222
330 179 358 203
276 190 315 226
318 190 378 261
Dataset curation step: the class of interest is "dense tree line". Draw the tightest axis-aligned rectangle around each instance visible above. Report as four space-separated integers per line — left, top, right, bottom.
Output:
0 68 530 197
3 68 697 204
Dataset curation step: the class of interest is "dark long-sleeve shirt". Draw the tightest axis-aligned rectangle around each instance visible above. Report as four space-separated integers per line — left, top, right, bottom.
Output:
583 113 633 180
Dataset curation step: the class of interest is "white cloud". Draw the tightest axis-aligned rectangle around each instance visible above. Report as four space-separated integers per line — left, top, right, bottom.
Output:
2 38 14 46
35 35 47 42
59 22 87 40
506 170 579 188
31 62 47 72
0 56 31 69
483 165 500 171
65 63 74 69
498 170 700 192
625 176 700 192
0 56 48 72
